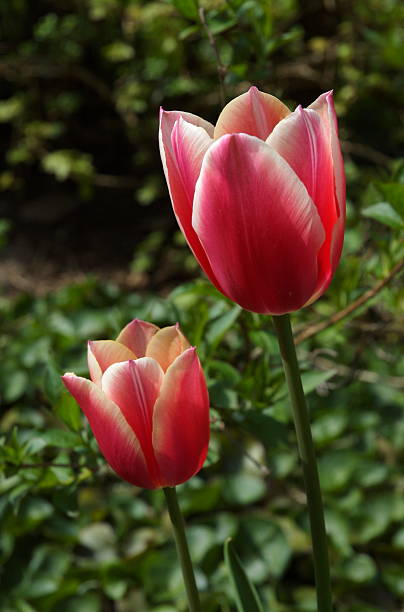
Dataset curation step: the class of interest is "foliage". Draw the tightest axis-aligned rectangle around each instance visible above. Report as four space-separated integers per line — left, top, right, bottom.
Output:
1 206 403 609
1 0 404 610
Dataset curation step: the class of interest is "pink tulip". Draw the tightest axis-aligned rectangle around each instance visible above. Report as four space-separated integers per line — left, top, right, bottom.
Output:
159 87 345 315
62 319 210 489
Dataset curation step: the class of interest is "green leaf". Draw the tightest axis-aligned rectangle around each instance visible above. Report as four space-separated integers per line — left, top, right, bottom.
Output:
382 563 404 596
318 450 360 492
312 411 348 446
362 202 404 229
38 429 83 449
301 370 337 395
206 305 242 349
238 517 291 581
54 393 82 432
375 181 404 217
223 474 266 506
171 0 198 20
339 554 377 584
224 538 265 612
235 411 289 449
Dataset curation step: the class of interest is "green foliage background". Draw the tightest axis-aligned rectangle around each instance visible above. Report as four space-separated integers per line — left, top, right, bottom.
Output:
0 0 403 610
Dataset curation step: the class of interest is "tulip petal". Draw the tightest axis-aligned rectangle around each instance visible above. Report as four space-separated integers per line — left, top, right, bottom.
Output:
102 358 164 486
145 324 190 372
214 86 290 141
152 347 210 487
309 91 346 272
87 340 136 385
61 374 152 488
159 110 222 290
116 319 158 357
193 133 325 314
267 104 338 293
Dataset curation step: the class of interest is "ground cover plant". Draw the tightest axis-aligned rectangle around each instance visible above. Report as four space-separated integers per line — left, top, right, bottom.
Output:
1 1 404 610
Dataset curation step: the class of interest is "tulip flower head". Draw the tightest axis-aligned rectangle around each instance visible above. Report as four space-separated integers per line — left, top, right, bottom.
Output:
159 87 345 315
62 319 210 489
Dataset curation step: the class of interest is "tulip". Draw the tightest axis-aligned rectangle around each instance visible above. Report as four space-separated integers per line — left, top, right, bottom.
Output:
62 319 210 489
159 87 345 315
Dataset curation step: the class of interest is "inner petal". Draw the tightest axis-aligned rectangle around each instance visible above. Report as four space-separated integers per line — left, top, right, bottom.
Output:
145 325 190 372
214 86 290 141
102 358 164 485
88 340 136 385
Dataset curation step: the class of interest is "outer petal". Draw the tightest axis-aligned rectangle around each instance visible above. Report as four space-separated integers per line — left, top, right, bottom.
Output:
101 358 164 487
267 105 338 295
214 86 290 140
192 133 325 314
61 374 152 488
152 347 210 487
101 357 163 487
145 324 190 372
116 319 159 357
309 91 346 274
87 340 136 385
159 110 222 290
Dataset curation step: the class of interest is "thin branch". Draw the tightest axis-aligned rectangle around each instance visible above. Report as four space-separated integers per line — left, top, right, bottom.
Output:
341 140 392 167
92 173 137 189
303 353 404 389
3 460 98 471
0 59 113 105
295 258 404 345
198 7 226 106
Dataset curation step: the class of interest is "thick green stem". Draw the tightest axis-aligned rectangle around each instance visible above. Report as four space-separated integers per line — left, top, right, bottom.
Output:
163 486 201 612
272 314 332 612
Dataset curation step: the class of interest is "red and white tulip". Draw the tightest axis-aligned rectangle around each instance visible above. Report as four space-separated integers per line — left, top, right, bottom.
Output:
62 319 210 489
159 87 345 315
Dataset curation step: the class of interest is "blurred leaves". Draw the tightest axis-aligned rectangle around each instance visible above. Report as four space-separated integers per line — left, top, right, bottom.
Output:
224 538 264 612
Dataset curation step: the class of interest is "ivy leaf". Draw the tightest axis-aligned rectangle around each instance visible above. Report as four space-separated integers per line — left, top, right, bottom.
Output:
224 538 265 612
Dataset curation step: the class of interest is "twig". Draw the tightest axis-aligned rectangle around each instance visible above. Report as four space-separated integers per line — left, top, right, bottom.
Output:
198 7 226 106
0 59 113 105
341 140 392 167
295 259 404 345
303 353 404 389
92 173 137 189
3 460 98 471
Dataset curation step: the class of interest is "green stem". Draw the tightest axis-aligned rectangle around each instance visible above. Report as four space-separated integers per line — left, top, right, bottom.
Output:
272 314 332 612
163 486 201 612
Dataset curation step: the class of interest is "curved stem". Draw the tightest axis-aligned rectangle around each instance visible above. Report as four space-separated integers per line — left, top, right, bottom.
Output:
272 314 332 612
163 486 201 612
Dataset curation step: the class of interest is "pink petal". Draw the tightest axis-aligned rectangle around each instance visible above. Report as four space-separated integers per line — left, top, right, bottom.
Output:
101 358 164 486
87 340 136 385
214 86 290 141
192 133 325 314
116 319 159 357
61 374 153 488
145 324 190 372
309 91 346 273
267 104 339 294
152 348 210 487
159 110 222 290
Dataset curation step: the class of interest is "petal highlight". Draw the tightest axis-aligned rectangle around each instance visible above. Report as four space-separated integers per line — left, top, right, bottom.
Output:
214 86 290 141
61 374 152 488
152 348 210 487
145 324 190 372
267 104 338 294
101 358 164 486
87 340 136 385
159 109 222 291
309 91 346 273
193 133 325 314
116 319 158 357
